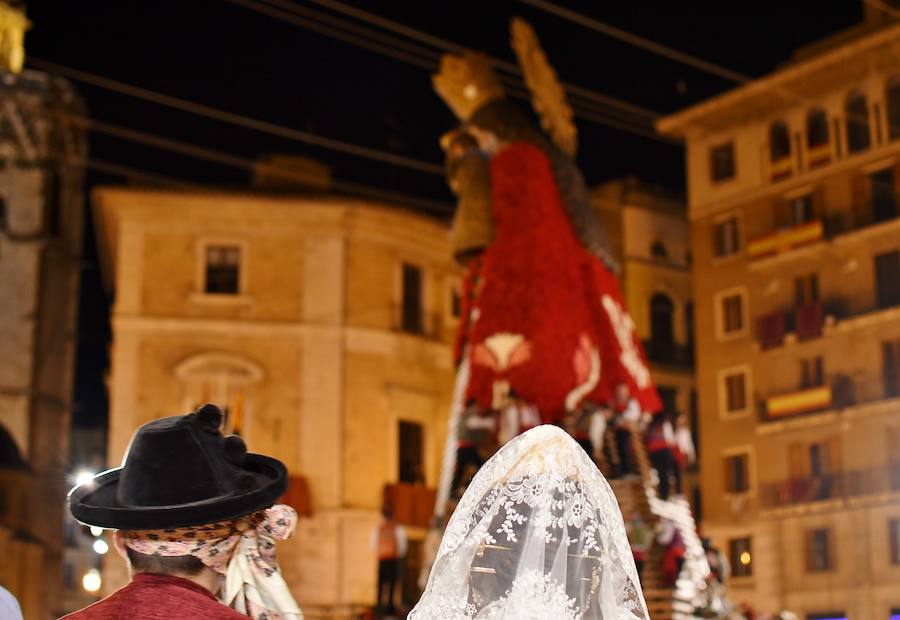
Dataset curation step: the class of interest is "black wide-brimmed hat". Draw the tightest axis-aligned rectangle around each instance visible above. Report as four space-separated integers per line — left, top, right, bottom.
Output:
68 404 288 530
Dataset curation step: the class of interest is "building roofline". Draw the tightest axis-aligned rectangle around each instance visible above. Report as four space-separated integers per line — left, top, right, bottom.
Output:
91 184 451 293
657 20 900 136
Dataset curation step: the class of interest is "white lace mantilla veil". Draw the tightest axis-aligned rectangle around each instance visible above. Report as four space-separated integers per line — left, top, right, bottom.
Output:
409 425 648 620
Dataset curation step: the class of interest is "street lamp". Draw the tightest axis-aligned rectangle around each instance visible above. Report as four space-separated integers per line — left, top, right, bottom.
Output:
92 539 109 555
82 569 101 593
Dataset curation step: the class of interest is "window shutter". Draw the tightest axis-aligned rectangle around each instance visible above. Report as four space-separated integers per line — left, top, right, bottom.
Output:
788 442 806 478
851 173 870 226
826 435 843 474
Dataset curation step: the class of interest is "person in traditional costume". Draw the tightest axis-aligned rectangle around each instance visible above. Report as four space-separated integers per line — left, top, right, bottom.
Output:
433 18 660 439
410 425 648 619
64 404 302 619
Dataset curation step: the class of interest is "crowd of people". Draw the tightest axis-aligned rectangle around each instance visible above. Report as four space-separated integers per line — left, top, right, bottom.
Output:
452 383 697 502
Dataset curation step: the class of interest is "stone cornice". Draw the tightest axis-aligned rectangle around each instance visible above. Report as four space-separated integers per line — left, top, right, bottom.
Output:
659 22 900 137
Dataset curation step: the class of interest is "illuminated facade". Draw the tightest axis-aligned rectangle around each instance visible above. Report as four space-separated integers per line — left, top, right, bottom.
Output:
659 15 900 619
93 185 461 612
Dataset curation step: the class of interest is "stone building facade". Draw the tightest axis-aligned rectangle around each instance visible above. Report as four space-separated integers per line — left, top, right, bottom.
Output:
659 14 900 619
592 179 698 506
93 187 461 610
0 68 85 618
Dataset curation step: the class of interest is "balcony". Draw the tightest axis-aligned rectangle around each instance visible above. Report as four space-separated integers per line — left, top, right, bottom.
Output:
760 473 842 509
383 482 436 528
759 375 856 423
641 339 694 368
747 220 824 261
769 156 793 183
760 464 900 510
762 385 833 420
757 301 824 350
391 305 447 340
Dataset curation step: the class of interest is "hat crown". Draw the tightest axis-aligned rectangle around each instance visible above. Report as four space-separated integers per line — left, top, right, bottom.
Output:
117 407 244 509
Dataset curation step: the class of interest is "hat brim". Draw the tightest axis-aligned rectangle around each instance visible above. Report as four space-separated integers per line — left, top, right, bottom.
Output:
67 454 288 530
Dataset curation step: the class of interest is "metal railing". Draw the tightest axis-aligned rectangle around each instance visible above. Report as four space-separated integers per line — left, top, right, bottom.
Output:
641 339 694 367
759 464 900 509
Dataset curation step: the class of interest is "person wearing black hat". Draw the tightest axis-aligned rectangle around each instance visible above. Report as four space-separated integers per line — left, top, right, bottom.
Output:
63 404 303 619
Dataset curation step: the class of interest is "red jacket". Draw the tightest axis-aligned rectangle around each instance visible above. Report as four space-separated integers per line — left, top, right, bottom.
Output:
61 573 248 619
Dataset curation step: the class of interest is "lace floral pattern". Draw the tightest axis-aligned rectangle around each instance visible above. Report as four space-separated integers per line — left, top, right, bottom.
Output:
410 426 648 620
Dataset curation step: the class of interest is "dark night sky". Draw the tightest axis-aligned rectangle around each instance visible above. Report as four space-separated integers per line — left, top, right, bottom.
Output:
24 1 864 431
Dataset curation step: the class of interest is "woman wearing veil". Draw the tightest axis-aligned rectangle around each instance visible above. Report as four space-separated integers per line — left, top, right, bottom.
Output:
410 425 648 620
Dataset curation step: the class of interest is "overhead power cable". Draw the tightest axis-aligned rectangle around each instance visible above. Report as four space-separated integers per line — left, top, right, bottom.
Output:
67 114 453 215
226 0 663 138
27 57 445 177
525 0 900 136
519 0 752 84
302 0 661 123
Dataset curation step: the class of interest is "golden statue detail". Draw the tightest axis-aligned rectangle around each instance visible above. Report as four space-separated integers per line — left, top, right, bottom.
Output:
0 2 29 74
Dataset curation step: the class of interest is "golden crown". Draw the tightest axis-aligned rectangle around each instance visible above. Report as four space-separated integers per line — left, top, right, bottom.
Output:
432 51 505 121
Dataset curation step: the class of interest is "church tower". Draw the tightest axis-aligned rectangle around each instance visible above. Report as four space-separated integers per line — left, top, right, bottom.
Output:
0 2 87 616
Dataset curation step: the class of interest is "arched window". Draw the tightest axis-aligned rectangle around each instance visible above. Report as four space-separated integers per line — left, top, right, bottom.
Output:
769 121 792 181
650 293 675 362
174 352 264 436
806 108 830 168
845 91 871 154
886 77 900 141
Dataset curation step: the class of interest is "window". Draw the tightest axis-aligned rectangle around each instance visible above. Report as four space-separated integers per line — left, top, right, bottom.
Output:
650 293 674 361
713 216 740 257
800 356 825 389
204 244 241 295
794 274 819 305
807 108 831 167
719 292 745 335
401 263 424 334
174 352 263 437
883 340 900 397
398 420 424 484
710 142 735 182
846 91 871 154
806 528 834 572
888 78 900 141
728 537 753 577
875 251 900 309
724 453 750 493
870 168 897 223
769 121 791 163
788 194 815 226
723 371 747 414
889 518 900 565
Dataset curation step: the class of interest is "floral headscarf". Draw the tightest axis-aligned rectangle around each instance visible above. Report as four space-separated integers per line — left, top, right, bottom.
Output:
123 504 302 619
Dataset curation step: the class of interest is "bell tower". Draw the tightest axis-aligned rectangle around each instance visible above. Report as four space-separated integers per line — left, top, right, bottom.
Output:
0 2 87 616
